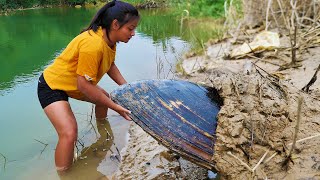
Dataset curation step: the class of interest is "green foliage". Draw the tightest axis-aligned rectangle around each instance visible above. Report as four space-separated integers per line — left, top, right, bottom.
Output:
38 0 60 6
128 0 168 4
0 0 97 11
170 0 225 18
66 0 85 5
0 0 7 10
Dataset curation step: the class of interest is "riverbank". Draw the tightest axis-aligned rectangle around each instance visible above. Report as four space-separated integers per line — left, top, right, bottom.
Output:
182 29 320 179
0 0 167 15
112 25 320 179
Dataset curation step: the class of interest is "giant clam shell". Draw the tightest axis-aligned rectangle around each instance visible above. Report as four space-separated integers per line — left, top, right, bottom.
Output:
111 79 222 169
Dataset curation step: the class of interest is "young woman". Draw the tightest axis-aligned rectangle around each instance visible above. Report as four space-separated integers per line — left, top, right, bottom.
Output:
37 0 140 172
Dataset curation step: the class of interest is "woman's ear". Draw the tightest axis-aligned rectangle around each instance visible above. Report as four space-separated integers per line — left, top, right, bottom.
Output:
111 19 120 30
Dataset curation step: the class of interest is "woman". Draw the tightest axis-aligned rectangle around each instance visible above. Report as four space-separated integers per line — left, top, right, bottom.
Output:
37 0 139 172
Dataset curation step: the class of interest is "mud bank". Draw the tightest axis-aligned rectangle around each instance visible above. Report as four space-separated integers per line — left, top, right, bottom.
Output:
201 69 320 179
181 34 320 179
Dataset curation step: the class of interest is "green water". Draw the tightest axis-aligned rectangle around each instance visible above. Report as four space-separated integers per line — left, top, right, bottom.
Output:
0 7 219 180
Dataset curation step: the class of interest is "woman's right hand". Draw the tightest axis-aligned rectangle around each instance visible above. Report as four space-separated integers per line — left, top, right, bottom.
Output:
115 105 132 121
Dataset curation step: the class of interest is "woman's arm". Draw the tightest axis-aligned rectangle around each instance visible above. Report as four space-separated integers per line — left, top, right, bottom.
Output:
107 62 127 85
77 75 131 120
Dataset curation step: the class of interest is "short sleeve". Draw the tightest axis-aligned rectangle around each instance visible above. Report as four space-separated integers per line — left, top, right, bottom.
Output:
76 50 102 83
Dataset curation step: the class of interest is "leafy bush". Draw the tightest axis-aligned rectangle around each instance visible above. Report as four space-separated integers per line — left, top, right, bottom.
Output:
0 0 7 10
170 0 225 18
65 0 85 5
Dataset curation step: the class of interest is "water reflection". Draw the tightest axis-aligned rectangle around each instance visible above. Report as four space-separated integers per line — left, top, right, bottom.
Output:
59 119 117 180
0 8 96 93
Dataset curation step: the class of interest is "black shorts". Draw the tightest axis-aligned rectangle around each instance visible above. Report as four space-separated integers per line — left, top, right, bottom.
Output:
37 74 69 109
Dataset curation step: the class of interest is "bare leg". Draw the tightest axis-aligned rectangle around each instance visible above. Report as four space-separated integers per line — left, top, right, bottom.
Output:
95 104 108 120
44 101 78 171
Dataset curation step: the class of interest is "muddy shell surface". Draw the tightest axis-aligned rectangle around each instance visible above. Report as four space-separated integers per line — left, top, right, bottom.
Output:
110 79 222 169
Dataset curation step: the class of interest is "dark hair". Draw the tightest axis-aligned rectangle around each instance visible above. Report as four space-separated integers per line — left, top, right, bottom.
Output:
81 0 139 40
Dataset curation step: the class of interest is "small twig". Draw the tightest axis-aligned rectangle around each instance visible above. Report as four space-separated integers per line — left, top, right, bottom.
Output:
250 54 281 66
252 149 270 171
40 144 48 156
265 0 273 31
230 78 240 99
290 0 299 30
227 151 252 171
302 64 320 92
290 17 298 65
109 148 121 163
258 79 263 103
282 96 303 169
253 63 279 81
34 138 47 146
90 104 94 123
230 22 242 45
74 144 79 162
289 133 320 145
264 151 278 164
114 143 122 158
289 96 303 155
34 139 49 157
270 7 280 29
276 0 290 29
250 113 255 149
313 0 317 26
0 153 7 171
266 133 320 165
77 139 85 148
107 130 113 140
89 119 99 138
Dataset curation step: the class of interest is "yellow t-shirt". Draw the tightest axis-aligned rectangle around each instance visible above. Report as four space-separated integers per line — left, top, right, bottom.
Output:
43 27 116 100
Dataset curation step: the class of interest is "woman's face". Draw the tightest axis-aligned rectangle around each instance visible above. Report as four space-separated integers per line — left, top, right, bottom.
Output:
114 17 140 43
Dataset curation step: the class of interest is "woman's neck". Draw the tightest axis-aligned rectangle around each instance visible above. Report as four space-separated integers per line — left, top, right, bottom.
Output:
102 29 115 48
